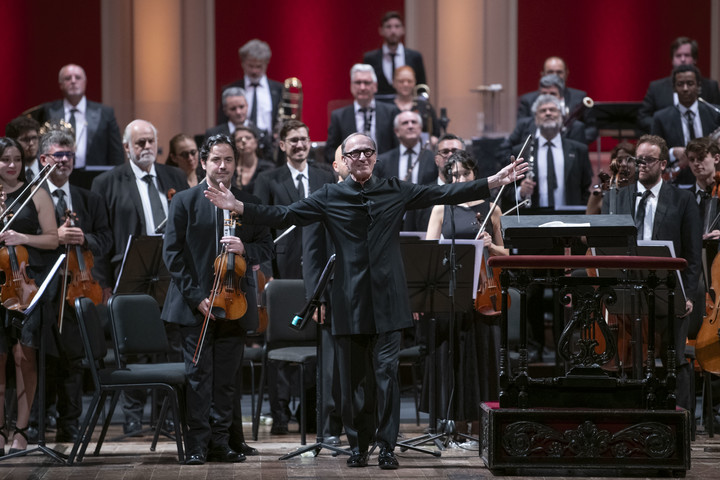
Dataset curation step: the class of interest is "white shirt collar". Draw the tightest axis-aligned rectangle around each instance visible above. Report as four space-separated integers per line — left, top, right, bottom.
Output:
129 159 158 180
638 179 663 197
286 162 307 178
63 96 86 115
245 75 269 89
47 180 71 200
382 43 405 57
354 99 376 113
677 100 699 116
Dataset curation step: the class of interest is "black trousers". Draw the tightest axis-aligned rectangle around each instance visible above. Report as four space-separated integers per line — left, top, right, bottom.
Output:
180 319 246 451
335 330 401 453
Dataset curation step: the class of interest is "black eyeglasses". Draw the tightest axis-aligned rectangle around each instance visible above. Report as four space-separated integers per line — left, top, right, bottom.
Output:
286 136 309 145
49 151 75 160
343 149 375 160
635 156 660 166
178 149 197 159
436 148 461 158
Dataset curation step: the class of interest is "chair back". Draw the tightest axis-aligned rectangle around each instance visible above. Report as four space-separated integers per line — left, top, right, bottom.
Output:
75 297 109 389
264 279 316 349
107 294 171 360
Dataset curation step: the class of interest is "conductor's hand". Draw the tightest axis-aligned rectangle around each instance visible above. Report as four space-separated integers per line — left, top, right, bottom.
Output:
488 156 528 190
220 235 245 256
312 303 326 324
519 177 537 199
205 183 243 214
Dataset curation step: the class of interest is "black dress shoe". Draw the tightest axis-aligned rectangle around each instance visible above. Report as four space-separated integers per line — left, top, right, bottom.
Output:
270 423 288 435
346 451 368 467
207 445 246 463
323 436 341 446
55 425 80 443
378 447 399 470
229 439 259 456
185 448 206 465
123 421 143 437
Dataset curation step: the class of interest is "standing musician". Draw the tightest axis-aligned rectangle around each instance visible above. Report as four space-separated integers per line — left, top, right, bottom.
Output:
162 134 273 465
0 137 58 455
204 132 526 469
38 129 111 443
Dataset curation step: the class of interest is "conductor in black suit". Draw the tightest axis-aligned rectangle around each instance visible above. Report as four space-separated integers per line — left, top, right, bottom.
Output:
39 64 124 169
38 129 112 443
638 36 720 133
325 64 399 163
204 132 528 469
652 65 720 185
90 119 189 435
601 135 701 411
162 135 273 465
362 11 427 96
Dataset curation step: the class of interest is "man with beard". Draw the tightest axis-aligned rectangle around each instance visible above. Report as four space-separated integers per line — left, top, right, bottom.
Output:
601 135 701 412
252 120 338 440
91 119 188 435
162 135 273 464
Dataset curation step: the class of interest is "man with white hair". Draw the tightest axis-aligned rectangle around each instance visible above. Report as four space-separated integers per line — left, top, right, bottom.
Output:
325 64 399 163
375 110 437 186
90 119 189 435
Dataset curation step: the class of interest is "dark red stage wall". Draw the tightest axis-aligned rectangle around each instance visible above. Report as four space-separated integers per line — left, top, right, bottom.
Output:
214 0 403 139
0 1 102 131
517 0 714 101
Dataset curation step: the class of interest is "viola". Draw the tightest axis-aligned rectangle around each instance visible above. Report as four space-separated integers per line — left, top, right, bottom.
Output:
0 211 39 311
62 211 103 306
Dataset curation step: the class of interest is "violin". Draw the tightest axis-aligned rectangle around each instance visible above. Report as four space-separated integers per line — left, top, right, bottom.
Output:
62 210 103 306
473 202 509 316
0 209 39 312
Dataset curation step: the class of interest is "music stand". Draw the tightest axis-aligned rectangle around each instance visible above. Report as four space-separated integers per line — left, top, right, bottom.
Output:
1 255 67 463
113 235 170 305
397 239 475 453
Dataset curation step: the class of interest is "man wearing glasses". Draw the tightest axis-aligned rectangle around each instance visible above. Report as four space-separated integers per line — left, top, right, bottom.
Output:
601 134 701 413
5 116 42 182
204 132 527 469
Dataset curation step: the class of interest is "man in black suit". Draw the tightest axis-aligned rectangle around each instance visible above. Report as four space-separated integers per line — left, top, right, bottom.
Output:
362 11 427 97
325 64 399 163
204 132 527 469
5 116 42 182
162 135 273 465
375 111 437 185
38 129 112 443
90 119 189 434
206 87 249 139
652 65 720 186
252 119 337 437
638 37 720 133
516 57 596 142
601 135 701 411
39 64 124 170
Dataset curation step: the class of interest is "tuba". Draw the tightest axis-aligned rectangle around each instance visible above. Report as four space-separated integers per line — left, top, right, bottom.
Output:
277 77 303 122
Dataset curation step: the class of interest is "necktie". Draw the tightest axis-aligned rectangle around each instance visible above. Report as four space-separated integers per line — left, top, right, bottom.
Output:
249 82 259 125
53 189 68 226
545 141 557 207
389 52 397 83
685 110 696 141
142 174 165 230
359 108 372 135
25 167 35 183
68 108 78 136
635 190 652 239
296 173 305 199
404 149 416 181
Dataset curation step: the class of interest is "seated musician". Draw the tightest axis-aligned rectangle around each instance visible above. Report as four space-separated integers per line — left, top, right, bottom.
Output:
586 141 636 215
601 134 701 411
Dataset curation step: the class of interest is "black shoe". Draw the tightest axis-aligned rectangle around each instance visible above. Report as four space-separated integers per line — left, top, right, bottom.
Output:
157 418 175 433
323 436 341 446
378 447 399 470
346 451 368 467
185 447 206 465
229 439 259 456
123 421 143 437
207 445 246 463
25 424 39 444
270 423 288 435
55 425 80 443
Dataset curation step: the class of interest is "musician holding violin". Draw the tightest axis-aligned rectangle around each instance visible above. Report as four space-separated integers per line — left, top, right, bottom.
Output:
424 150 508 430
37 129 111 443
162 134 273 465
0 137 59 455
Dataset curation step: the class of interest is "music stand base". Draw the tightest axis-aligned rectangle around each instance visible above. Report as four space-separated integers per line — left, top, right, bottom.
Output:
398 419 475 452
278 441 351 460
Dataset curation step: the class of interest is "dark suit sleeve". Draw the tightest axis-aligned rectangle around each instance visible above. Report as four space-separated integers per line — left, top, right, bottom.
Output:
650 111 666 141
410 50 427 86
105 107 125 165
678 190 702 296
638 83 659 134
240 194 274 267
83 190 113 259
325 110 344 163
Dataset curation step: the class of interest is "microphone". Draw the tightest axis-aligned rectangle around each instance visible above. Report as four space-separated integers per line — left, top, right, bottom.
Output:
290 254 336 330
439 108 450 134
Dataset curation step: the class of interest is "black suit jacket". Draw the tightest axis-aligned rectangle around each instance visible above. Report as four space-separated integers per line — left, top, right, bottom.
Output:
90 162 189 286
375 147 437 185
638 76 720 133
216 77 284 127
363 47 427 96
253 164 335 279
161 183 273 328
40 99 124 166
242 175 492 335
517 87 597 143
325 101 399 163
651 102 720 147
496 117 587 163
601 181 701 291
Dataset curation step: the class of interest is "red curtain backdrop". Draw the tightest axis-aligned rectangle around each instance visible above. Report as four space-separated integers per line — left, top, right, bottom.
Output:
214 0 403 139
0 1 102 130
517 0 713 102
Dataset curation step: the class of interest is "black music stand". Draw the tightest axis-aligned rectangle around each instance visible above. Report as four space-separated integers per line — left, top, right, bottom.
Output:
1 255 66 463
397 239 476 453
